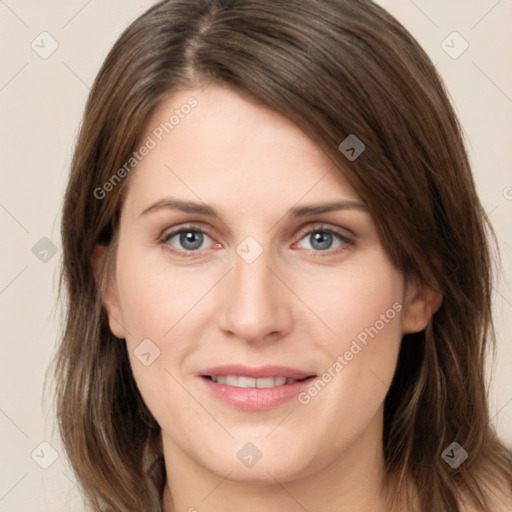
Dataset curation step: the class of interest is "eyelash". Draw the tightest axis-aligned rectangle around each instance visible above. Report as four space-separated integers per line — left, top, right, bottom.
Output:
159 223 354 259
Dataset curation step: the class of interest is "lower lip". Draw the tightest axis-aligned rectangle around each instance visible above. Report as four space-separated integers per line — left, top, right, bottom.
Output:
199 376 317 411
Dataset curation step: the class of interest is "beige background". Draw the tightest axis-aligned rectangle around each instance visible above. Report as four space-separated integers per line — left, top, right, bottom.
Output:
0 1 511 510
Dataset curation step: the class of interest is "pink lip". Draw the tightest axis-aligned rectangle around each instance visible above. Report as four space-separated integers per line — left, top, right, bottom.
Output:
197 365 317 411
198 364 314 380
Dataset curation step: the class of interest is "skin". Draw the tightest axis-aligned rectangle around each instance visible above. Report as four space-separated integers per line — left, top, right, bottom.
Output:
98 85 441 512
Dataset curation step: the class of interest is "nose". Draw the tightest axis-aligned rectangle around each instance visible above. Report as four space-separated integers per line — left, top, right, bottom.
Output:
217 248 293 344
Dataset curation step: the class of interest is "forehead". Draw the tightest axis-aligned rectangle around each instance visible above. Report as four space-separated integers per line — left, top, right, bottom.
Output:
123 85 362 219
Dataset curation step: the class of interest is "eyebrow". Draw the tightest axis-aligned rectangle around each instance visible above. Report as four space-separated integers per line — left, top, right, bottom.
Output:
139 197 368 218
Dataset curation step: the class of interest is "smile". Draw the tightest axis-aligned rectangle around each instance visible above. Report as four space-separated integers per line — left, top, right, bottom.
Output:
198 365 317 411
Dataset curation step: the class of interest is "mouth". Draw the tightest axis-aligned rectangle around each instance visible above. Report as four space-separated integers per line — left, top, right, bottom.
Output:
198 365 317 411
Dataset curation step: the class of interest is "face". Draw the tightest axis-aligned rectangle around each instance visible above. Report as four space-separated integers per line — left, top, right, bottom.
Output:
100 85 435 484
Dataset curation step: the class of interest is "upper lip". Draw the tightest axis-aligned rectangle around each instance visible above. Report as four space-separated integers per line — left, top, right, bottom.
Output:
199 365 316 380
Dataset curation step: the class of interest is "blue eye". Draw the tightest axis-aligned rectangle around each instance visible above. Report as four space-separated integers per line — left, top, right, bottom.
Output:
297 230 350 252
164 229 214 252
160 225 353 259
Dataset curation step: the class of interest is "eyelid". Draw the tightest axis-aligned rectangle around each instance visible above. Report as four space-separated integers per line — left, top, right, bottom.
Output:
159 221 215 240
294 222 354 241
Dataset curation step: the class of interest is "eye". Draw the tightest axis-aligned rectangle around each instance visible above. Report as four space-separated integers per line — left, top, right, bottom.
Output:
159 224 353 258
295 227 353 254
162 228 217 254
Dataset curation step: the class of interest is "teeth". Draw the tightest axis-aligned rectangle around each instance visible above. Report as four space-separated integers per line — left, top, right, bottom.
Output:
225 375 238 386
273 377 287 387
238 376 256 387
209 375 298 388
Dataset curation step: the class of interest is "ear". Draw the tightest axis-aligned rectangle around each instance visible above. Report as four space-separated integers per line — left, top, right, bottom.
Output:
91 245 126 339
402 275 443 334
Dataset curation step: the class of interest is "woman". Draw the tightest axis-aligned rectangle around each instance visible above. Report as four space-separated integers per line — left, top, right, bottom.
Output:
54 0 512 510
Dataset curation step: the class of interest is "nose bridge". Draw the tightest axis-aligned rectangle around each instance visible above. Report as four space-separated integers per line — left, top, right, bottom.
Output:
217 244 291 341
233 251 272 303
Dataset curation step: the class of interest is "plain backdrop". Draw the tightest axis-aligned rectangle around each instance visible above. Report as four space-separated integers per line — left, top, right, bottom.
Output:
0 1 511 510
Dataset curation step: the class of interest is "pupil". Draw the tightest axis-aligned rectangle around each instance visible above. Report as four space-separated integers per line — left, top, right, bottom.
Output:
311 232 332 250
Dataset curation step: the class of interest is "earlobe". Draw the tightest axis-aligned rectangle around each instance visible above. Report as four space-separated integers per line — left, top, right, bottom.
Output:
91 245 126 339
402 277 443 334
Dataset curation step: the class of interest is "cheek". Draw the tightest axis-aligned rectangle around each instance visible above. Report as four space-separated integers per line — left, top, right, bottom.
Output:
112 244 198 386
296 251 404 352
293 251 405 419
113 248 205 424
115 246 212 342
113 241 226 400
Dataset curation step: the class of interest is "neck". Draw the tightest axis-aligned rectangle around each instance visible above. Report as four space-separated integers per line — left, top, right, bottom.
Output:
161 409 413 512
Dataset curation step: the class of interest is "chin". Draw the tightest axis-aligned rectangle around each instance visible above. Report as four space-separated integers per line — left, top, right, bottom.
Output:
194 435 321 485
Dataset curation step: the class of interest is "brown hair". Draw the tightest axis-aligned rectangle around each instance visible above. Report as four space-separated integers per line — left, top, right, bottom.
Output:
54 0 512 510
